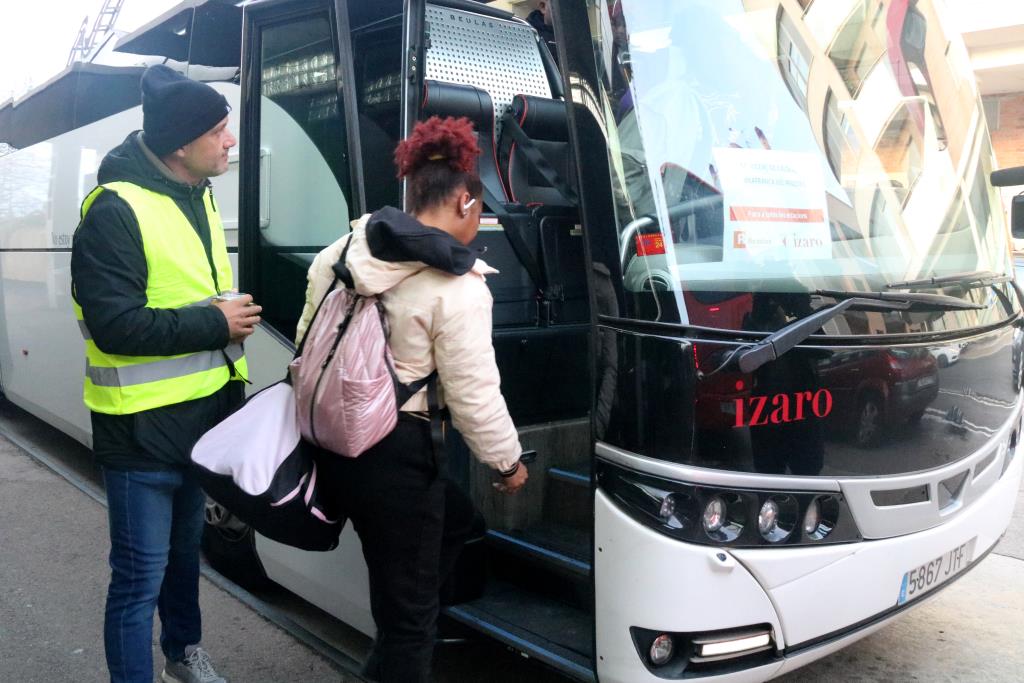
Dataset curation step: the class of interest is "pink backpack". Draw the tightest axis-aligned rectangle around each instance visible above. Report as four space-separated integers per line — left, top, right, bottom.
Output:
289 235 436 457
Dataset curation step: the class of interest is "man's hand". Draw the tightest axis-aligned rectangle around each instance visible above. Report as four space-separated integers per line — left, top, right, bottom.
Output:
213 294 262 343
492 463 529 495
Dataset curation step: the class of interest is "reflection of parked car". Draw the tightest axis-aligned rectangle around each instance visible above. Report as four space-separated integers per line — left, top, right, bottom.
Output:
1014 257 1024 389
817 348 939 447
929 345 959 367
1013 327 1024 392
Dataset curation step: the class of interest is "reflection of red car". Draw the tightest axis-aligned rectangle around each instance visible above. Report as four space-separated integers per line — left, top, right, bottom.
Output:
689 294 756 431
683 291 752 330
817 348 939 447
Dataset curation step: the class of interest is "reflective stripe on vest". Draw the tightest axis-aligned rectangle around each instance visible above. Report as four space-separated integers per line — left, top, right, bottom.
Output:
86 342 244 387
74 181 248 415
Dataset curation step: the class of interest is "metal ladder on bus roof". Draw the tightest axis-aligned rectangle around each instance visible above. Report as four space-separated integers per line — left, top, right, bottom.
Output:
67 0 125 66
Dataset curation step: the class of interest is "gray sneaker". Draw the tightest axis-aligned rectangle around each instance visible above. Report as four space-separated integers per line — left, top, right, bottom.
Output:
161 645 227 683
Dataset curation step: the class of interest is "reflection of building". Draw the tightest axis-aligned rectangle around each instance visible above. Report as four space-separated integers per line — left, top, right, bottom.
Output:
741 0 1001 289
947 2 1024 221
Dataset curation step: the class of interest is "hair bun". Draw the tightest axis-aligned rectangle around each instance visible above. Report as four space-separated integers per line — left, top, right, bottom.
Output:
394 116 480 178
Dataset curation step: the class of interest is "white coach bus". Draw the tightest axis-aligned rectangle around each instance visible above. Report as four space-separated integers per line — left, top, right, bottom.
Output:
0 0 1021 680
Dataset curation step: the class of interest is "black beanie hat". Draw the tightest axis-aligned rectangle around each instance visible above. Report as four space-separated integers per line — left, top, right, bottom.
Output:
141 65 231 156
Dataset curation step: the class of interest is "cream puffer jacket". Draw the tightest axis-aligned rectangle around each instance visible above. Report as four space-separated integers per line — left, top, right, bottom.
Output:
296 212 522 473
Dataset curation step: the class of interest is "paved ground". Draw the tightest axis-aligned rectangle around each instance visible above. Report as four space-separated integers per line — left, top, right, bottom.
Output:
0 401 1022 682
0 439 343 683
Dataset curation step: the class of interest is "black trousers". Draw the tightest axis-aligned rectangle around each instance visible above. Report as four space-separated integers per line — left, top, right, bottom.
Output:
322 416 476 683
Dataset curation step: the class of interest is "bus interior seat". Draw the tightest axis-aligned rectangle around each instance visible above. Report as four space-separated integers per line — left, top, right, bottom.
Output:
419 79 538 326
420 79 507 207
495 94 587 324
417 82 589 327
417 14 589 429
498 94 579 208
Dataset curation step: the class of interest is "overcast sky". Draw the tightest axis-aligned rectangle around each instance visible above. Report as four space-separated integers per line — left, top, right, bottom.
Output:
0 0 180 101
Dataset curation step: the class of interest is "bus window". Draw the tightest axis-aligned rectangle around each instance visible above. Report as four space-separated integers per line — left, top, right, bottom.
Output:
584 0 1011 333
824 89 861 188
828 0 887 96
875 103 925 206
252 13 352 339
777 10 811 110
349 4 403 211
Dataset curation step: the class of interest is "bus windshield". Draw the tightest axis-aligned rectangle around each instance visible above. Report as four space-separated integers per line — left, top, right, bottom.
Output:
597 0 1012 331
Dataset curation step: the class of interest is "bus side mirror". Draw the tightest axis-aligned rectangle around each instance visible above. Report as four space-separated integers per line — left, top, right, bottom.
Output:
991 167 1024 239
991 166 1024 187
1012 195 1024 240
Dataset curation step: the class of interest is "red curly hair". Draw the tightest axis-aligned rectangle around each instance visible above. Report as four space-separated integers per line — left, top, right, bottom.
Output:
394 116 482 213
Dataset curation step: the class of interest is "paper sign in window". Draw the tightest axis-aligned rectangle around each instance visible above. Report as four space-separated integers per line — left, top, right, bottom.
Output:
713 148 831 261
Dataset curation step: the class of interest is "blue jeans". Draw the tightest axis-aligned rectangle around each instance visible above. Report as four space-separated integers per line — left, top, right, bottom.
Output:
103 467 206 683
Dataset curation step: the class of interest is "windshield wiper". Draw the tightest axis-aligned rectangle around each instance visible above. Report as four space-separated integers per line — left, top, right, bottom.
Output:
885 270 1017 315
816 288 986 310
735 291 983 374
885 270 1010 290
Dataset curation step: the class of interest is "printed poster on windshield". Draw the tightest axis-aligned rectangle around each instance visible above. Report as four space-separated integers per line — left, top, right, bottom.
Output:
713 148 831 262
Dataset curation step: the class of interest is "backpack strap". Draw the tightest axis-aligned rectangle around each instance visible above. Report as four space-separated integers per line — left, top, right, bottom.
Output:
293 231 358 363
427 376 445 472
332 232 356 290
391 368 438 408
390 366 445 472
293 277 340 361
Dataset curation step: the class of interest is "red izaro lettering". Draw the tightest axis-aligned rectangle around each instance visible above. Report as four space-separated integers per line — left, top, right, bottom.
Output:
734 389 833 428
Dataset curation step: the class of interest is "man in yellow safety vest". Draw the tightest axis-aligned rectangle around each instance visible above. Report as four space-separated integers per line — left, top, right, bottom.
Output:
70 65 260 683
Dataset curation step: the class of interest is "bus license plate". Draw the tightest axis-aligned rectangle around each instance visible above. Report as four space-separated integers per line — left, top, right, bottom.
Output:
897 537 976 606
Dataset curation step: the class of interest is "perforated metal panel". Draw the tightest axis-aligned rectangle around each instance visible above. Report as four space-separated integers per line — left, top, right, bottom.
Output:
424 4 552 131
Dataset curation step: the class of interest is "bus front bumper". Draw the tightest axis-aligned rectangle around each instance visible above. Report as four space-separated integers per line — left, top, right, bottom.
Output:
594 450 1022 682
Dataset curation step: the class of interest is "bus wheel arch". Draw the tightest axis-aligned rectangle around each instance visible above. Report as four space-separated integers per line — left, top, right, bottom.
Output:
202 498 273 591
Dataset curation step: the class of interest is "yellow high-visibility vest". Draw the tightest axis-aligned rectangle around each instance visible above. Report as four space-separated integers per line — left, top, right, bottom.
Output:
73 180 248 415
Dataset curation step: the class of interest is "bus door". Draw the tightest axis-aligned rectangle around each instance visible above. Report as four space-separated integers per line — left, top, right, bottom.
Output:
399 1 595 677
236 0 597 676
232 0 380 636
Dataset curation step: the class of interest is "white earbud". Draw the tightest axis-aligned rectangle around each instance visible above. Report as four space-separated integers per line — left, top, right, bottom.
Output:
462 197 477 215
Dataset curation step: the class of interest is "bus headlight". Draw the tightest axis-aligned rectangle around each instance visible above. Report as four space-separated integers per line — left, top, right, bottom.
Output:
803 495 840 541
702 496 726 533
649 633 674 666
757 499 778 535
702 493 745 542
598 462 861 547
803 498 821 535
631 625 776 676
758 495 797 543
659 494 677 521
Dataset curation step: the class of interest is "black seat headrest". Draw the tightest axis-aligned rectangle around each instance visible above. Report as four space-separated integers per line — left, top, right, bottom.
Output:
421 80 494 130
508 95 569 142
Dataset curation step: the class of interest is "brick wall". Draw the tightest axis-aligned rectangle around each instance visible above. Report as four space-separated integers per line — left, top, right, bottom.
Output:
989 93 1024 169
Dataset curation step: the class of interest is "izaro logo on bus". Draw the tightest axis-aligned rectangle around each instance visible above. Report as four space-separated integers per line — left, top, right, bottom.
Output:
732 381 833 428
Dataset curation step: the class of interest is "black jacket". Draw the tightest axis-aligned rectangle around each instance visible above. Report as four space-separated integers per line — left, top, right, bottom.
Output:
527 10 558 63
71 132 241 470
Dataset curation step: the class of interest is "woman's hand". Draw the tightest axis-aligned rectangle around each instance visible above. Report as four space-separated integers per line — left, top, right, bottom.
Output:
493 463 528 494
